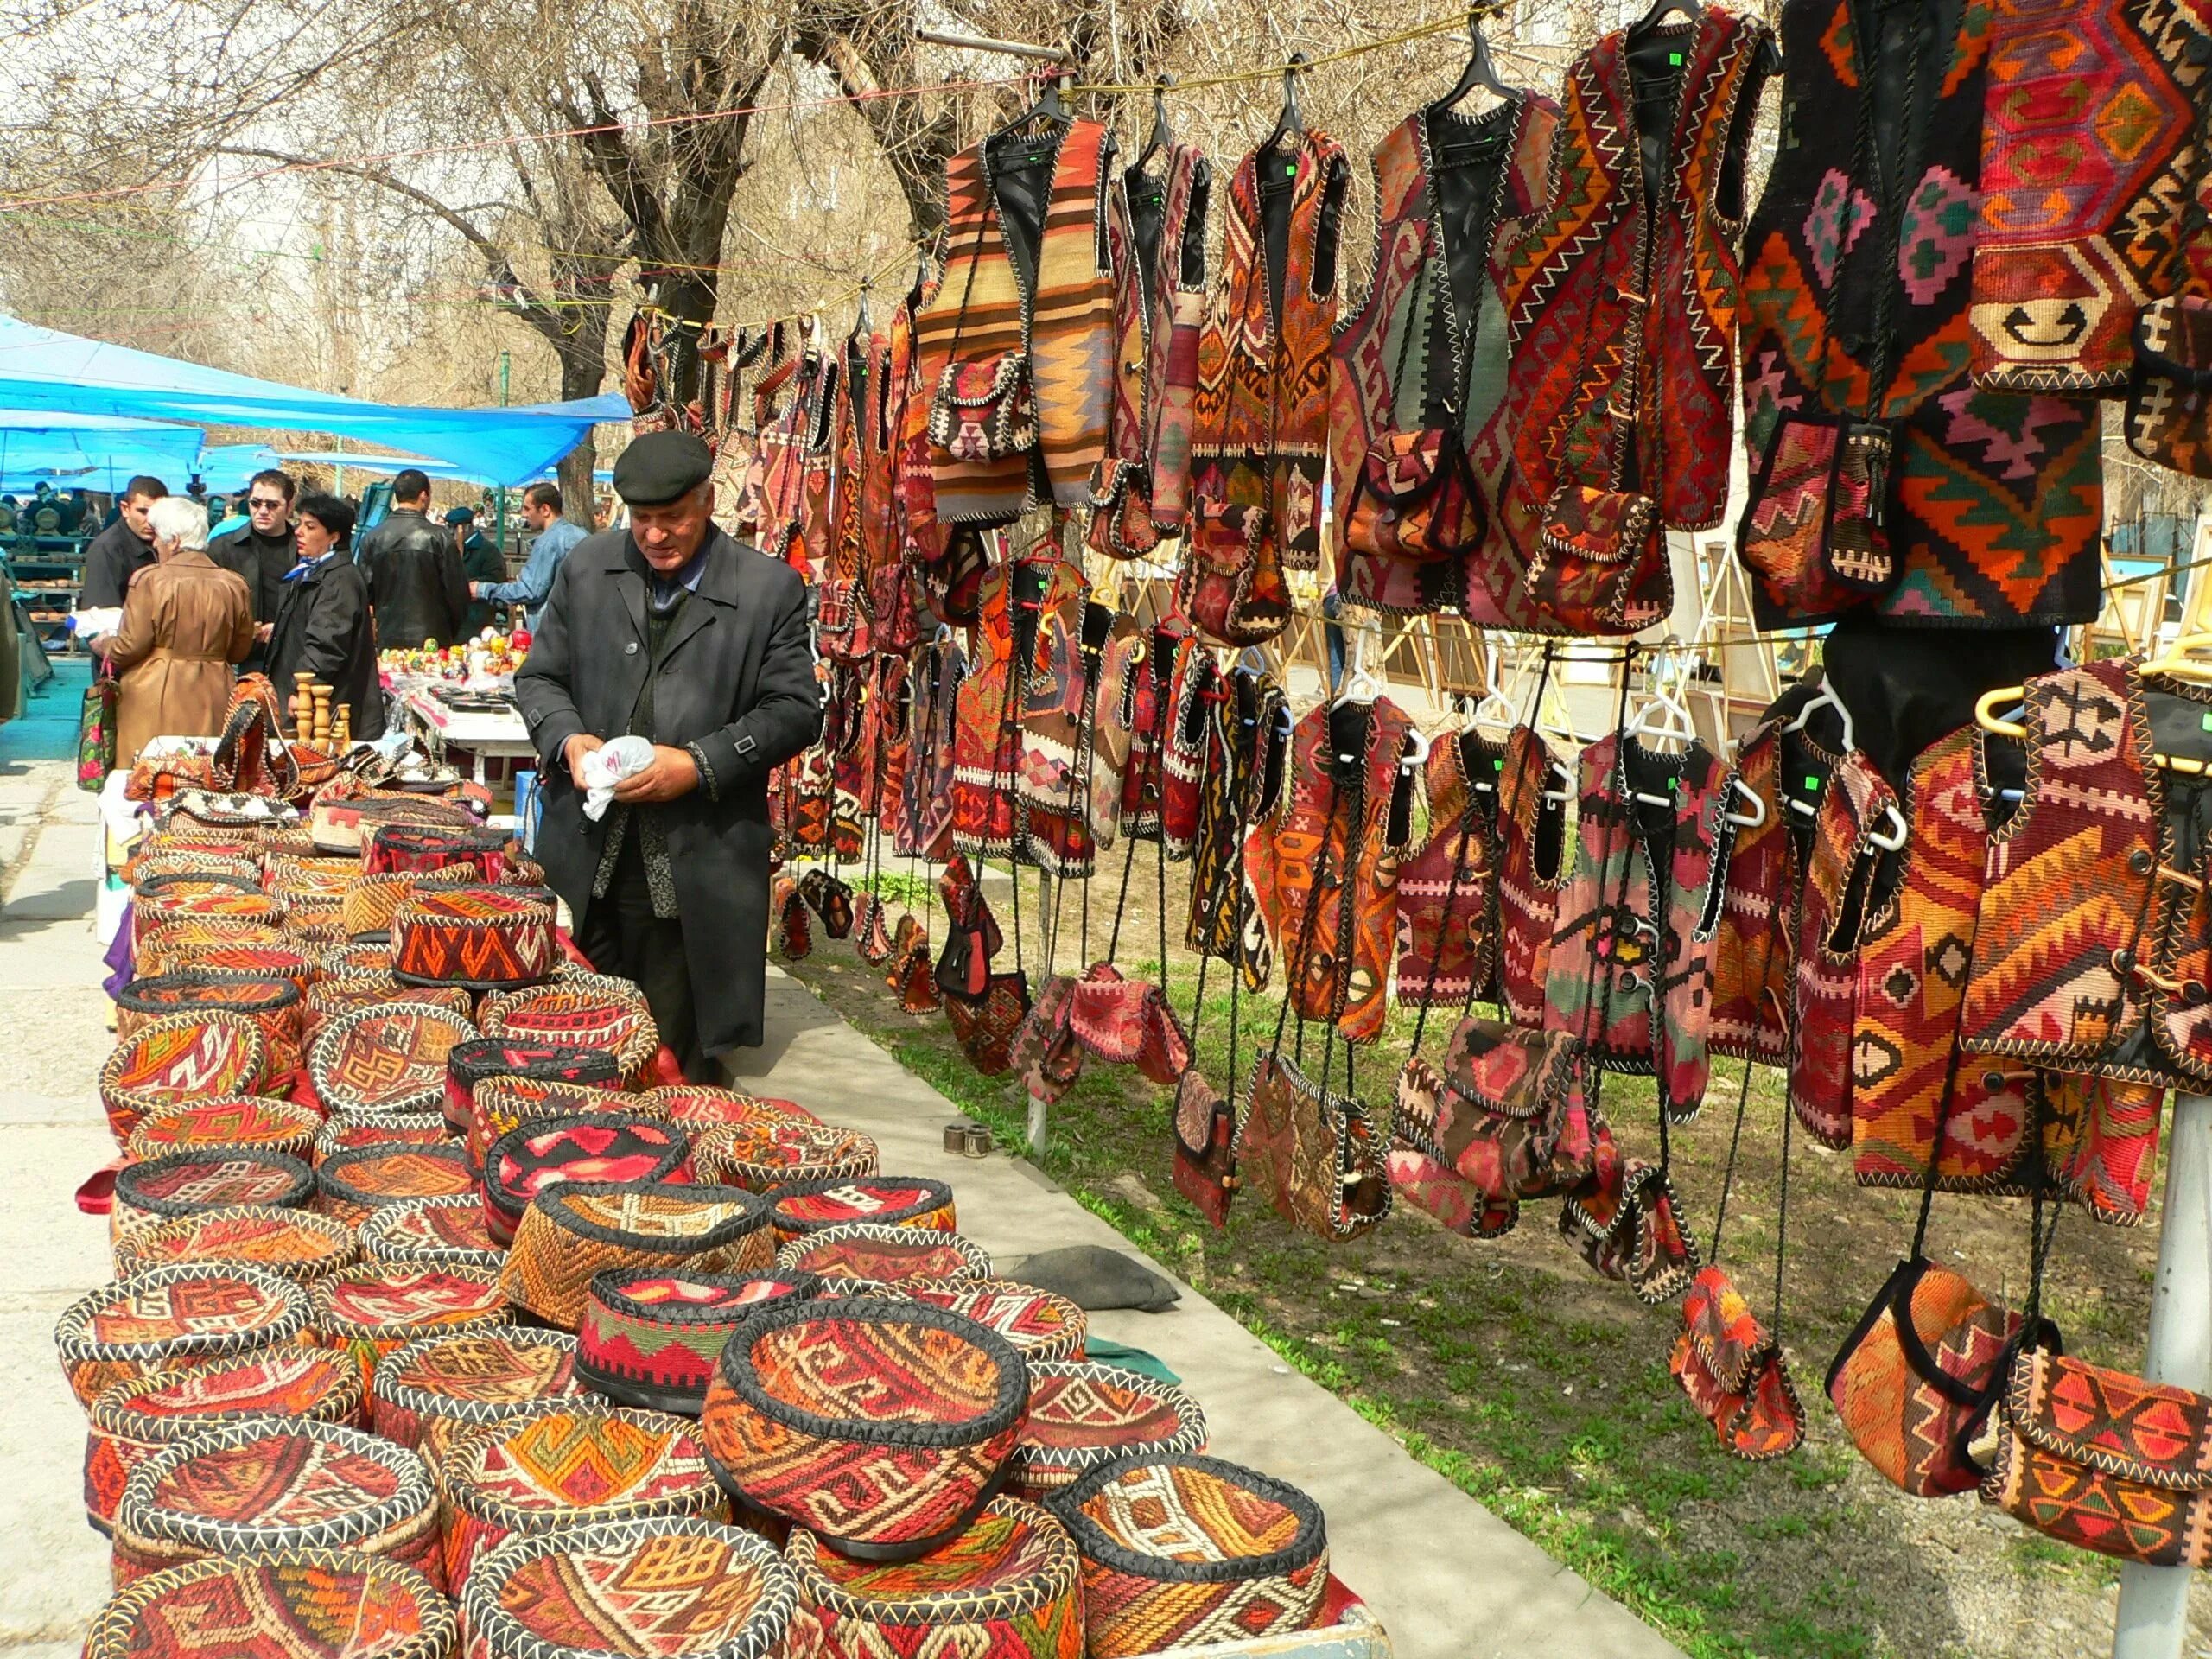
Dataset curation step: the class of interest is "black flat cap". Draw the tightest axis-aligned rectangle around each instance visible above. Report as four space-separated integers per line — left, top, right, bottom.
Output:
613 430 713 506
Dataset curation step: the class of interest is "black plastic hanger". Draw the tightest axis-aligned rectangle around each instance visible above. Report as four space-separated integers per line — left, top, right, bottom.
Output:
1629 0 1702 36
1262 54 1310 157
1432 13 1520 112
1136 75 1175 171
1034 68 1073 124
855 276 873 339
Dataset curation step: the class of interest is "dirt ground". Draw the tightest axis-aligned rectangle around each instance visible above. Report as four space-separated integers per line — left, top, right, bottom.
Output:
785 847 2210 1659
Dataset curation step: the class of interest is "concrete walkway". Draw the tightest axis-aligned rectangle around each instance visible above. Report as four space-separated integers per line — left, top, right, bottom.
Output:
0 690 1681 1658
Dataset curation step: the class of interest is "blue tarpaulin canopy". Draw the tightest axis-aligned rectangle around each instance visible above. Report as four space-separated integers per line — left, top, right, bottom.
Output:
0 315 627 486
0 408 207 491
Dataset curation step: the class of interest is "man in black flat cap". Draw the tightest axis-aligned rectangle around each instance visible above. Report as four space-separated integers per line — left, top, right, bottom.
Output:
515 430 821 1077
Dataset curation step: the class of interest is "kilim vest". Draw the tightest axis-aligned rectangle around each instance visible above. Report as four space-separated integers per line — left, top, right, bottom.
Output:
951 556 1081 859
854 327 897 579
1015 575 1132 879
1180 130 1351 645
1188 670 1288 991
1332 96 1560 622
1245 698 1418 1043
1159 647 1218 860
1542 734 1731 1117
1085 623 1145 849
890 276 948 567
1790 750 1900 1148
1852 723 2042 1192
1961 656 2212 1087
1395 728 1510 1009
1738 0 2104 627
898 639 963 861
1708 715 1796 1063
871 652 909 826
1969 0 2210 391
744 336 810 564
1118 616 1196 841
1503 8 1777 531
1090 143 1211 558
912 118 1116 526
826 667 870 852
1497 724 1573 1028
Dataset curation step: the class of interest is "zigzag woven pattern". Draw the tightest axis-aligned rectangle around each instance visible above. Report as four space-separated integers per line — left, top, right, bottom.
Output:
776 1223 993 1287
766 1177 957 1241
578 1270 823 1410
124 1096 320 1163
80 1549 456 1659
316 1143 475 1227
694 1120 877 1192
899 1281 1086 1364
467 1077 632 1169
313 1110 448 1167
359 1196 505 1271
503 1185 773 1332
482 976 660 1085
56 1262 313 1408
460 1517 797 1659
113 1205 359 1284
309 1003 480 1116
370 1326 582 1452
392 887 557 990
99 1012 268 1144
115 974 302 1076
1011 1363 1209 1497
785 1497 1084 1659
135 922 288 979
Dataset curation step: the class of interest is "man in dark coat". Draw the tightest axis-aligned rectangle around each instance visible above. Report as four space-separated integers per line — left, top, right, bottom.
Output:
266 493 385 740
358 468 468 649
79 474 166 613
207 467 297 671
515 430 820 1076
446 505 506 636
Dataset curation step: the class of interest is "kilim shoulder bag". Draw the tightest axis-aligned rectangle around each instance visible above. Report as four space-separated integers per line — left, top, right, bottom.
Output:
1170 712 1243 1229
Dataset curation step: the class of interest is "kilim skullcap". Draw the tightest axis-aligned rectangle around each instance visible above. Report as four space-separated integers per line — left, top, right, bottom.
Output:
613 429 715 505
321 938 397 977
392 887 559 992
341 865 475 940
894 1280 1088 1365
313 1262 512 1387
693 1118 874 1192
1007 1361 1210 1499
122 849 259 887
371 1325 582 1452
774 1222 993 1288
99 1011 269 1146
133 887 280 947
783 1496 1083 1658
111 1148 314 1244
700 1297 1028 1559
309 1001 479 1116
637 1084 816 1131
446 1038 621 1133
257 827 321 859
577 1268 824 1416
80 1550 456 1659
467 1075 634 1171
309 794 478 855
116 972 303 1077
149 939 314 994
133 870 263 902
82 1348 365 1533
112 1205 359 1285
766 1174 957 1244
462 1517 794 1659
483 1115 694 1245
113 1419 442 1590
56 1262 315 1410
366 823 514 883
480 975 660 1087
312 1107 451 1167
436 1402 728 1594
133 920 287 979
359 1196 505 1273
266 856 363 896
316 1141 475 1227
303 977 474 1050
125 1096 319 1163
158 790 296 830
1045 1454 1330 1656
502 1183 773 1332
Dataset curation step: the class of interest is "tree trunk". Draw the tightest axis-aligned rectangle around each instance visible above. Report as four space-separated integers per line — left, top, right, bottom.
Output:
555 341 605 529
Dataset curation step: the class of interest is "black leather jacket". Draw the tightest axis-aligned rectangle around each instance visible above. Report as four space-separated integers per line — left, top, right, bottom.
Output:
358 508 468 649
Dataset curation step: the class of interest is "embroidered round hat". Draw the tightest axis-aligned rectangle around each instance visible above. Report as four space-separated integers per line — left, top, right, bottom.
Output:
467 1076 633 1172
783 1495 1083 1658
321 938 396 977
124 849 260 887
480 974 660 1088
111 1149 314 1245
694 1120 877 1194
775 1223 993 1289
699 1297 1028 1559
359 1196 505 1273
446 1039 621 1133
312 1108 451 1166
112 1205 359 1285
277 885 348 941
116 973 302 1077
148 939 315 995
316 1142 475 1228
313 1262 512 1385
502 1184 773 1332
55 1262 315 1410
577 1268 823 1417
1045 1454 1330 1656
392 887 559 992
638 1085 816 1132
1008 1362 1209 1499
437 1402 728 1594
302 977 475 1048
897 1280 1088 1366
765 1176 957 1245
112 1419 442 1590
99 1012 268 1146
308 1001 480 1117
134 887 280 946
124 1096 319 1164
82 1346 365 1533
265 855 364 897
367 823 513 880
135 921 287 979
370 1325 582 1452
341 866 476 941
484 1116 694 1246
80 1549 456 1659
310 792 477 855
460 1516 796 1659
134 871 264 905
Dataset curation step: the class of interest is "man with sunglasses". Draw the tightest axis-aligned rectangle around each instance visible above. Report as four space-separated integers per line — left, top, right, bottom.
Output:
207 468 299 671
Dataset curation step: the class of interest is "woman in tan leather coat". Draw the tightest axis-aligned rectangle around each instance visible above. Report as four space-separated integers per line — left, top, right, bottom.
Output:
107 496 256 766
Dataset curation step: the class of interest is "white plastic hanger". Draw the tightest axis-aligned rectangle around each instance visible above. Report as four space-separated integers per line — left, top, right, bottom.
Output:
1723 777 1768 830
1785 678 1857 753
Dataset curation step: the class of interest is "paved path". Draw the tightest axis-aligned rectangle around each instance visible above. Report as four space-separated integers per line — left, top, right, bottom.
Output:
0 681 1681 1659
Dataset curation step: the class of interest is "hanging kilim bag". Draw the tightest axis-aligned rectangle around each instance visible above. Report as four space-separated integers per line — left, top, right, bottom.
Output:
1171 1069 1237 1229
81 1550 454 1659
78 658 118 791
576 1267 823 1416
1011 973 1084 1103
2126 295 2212 477
1737 413 1897 613
798 868 855 938
854 893 894 965
1559 1158 1700 1305
2044 1073 2166 1226
368 1325 583 1454
1983 1346 2212 1566
1046 1452 1329 1656
359 1195 505 1274
1236 1051 1390 1243
1008 1360 1210 1501
774 1221 993 1289
885 914 938 1013
502 1183 775 1331
54 1262 314 1410
773 874 812 960
944 971 1031 1078
1526 485 1672 635
1669 1266 1805 1461
1828 1256 2042 1497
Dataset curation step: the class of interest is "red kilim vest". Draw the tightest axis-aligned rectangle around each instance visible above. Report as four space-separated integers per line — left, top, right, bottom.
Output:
1395 729 1509 1010
1708 716 1795 1064
1791 750 1899 1148
1495 725 1573 1029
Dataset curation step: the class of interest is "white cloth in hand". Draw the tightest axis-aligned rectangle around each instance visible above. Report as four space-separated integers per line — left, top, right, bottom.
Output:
580 734 655 822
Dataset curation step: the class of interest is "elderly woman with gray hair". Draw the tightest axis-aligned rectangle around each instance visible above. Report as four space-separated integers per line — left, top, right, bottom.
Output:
105 495 256 765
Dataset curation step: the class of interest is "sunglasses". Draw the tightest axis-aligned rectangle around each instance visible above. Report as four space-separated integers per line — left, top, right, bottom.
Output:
248 498 288 511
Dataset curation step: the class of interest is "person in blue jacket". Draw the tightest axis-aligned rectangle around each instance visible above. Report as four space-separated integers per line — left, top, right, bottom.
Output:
474 481 585 633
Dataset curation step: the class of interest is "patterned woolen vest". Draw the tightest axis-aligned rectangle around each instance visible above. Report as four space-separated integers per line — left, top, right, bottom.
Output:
1503 8 1776 532
1496 724 1573 1029
1790 750 1899 1149
1969 0 2209 391
1707 716 1796 1064
1739 0 2103 627
1181 130 1350 645
1395 728 1509 1010
1188 668 1287 992
913 118 1116 526
1331 96 1560 623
